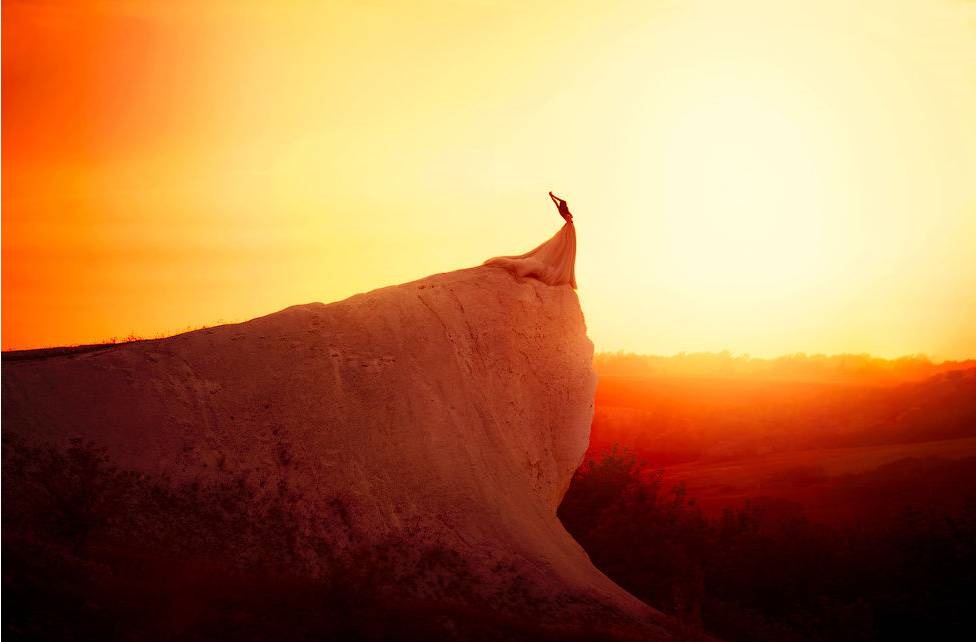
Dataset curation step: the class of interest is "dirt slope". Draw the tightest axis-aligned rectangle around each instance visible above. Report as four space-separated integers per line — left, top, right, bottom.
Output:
3 265 672 639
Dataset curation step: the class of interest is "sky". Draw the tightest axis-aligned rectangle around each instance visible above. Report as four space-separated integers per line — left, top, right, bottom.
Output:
3 0 976 358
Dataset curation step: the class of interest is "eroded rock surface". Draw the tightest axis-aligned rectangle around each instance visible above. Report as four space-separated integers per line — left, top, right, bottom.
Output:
3 265 672 639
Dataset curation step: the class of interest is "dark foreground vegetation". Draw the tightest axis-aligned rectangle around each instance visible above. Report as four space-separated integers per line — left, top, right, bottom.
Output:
7 351 973 641
2 438 648 642
559 447 976 642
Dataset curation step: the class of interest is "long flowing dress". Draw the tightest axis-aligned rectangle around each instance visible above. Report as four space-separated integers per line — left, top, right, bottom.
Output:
483 221 577 289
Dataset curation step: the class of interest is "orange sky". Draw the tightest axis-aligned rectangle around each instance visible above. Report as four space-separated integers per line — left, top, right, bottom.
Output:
3 0 976 358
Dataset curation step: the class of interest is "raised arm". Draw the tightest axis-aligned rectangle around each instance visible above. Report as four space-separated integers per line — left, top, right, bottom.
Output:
549 191 573 222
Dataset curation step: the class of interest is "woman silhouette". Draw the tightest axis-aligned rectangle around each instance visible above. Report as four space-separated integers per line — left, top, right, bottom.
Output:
549 191 573 223
484 192 577 288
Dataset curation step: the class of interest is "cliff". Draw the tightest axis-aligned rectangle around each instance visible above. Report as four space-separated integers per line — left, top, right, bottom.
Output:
2 265 672 640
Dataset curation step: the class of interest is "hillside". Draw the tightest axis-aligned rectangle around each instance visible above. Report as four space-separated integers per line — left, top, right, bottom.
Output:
590 368 976 465
2 266 673 641
560 361 976 641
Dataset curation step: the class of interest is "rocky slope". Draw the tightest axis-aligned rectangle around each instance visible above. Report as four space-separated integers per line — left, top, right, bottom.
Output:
3 265 672 640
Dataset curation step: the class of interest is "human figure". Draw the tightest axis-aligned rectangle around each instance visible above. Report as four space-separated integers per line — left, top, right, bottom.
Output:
483 192 577 288
549 191 573 222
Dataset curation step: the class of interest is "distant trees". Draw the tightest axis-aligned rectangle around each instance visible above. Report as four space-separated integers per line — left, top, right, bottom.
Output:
593 351 976 386
588 366 976 467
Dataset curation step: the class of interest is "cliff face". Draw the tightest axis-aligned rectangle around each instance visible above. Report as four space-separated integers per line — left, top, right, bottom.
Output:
3 265 670 639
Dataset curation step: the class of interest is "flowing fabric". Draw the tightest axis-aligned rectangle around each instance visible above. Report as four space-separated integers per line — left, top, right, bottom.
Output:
484 221 577 289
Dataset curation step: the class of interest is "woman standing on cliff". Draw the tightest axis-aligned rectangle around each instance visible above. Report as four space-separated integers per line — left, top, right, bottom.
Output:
484 192 577 289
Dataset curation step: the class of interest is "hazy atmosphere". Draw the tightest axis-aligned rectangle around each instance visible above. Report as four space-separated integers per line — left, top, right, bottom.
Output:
6 3 976 641
4 0 976 357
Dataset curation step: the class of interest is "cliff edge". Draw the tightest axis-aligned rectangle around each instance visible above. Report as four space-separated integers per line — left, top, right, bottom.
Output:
3 265 672 640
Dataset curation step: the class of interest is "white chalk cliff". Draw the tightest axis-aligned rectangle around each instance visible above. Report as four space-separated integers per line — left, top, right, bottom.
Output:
3 265 673 639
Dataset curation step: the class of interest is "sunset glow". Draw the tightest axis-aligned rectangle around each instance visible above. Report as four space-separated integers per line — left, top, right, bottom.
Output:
4 0 976 358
